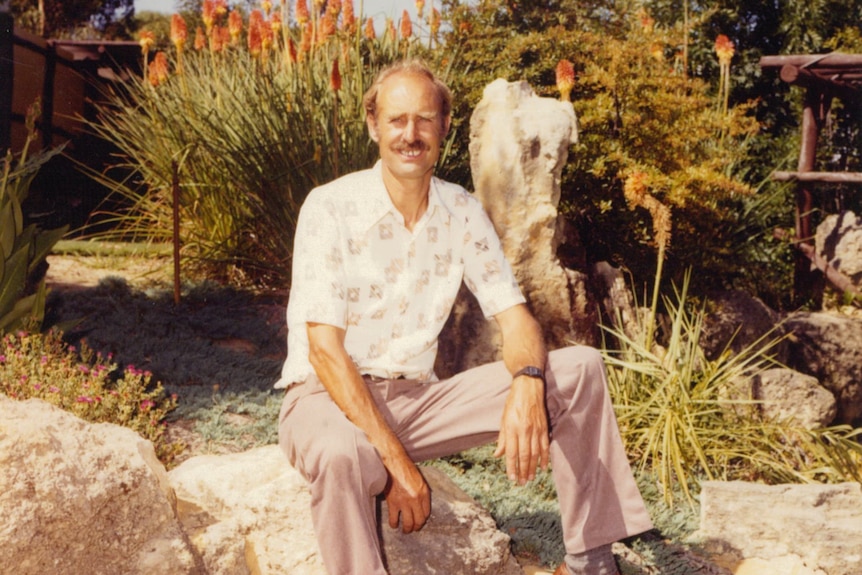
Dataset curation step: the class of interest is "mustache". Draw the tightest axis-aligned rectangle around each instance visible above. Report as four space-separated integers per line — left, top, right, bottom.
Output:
394 141 429 153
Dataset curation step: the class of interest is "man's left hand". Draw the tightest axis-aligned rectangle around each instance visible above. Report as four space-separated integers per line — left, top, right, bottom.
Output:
493 375 550 485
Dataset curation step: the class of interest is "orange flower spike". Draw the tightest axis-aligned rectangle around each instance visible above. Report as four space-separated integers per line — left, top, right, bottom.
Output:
211 25 225 51
555 59 575 102
430 7 440 37
271 12 282 33
194 26 206 50
330 58 342 92
299 21 313 55
364 17 376 40
638 8 654 32
400 10 412 40
386 17 396 41
415 0 425 19
215 0 228 16
228 10 243 45
296 0 309 25
261 21 274 52
341 0 356 32
170 13 188 51
248 10 264 56
287 37 298 62
327 0 342 18
623 171 648 208
149 51 170 86
318 12 336 44
138 29 155 54
714 34 735 66
202 0 216 31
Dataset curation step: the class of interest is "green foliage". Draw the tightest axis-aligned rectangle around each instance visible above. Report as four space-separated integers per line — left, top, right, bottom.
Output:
440 0 761 296
85 6 441 287
0 102 68 333
603 273 862 505
0 329 183 465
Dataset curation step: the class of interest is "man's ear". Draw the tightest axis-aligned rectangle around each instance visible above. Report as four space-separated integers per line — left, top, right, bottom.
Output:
366 114 380 143
442 115 451 138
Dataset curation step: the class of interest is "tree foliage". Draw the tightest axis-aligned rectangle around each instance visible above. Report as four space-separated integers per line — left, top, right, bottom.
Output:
10 0 136 39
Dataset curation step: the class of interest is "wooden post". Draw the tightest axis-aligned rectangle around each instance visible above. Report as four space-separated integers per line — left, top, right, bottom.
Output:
0 9 12 154
172 161 181 305
793 87 830 305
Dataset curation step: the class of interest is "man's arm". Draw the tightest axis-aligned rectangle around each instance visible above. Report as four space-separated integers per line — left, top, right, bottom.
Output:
492 304 550 485
306 322 431 533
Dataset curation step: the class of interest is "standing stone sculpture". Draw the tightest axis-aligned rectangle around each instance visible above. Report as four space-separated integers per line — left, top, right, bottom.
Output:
438 79 592 375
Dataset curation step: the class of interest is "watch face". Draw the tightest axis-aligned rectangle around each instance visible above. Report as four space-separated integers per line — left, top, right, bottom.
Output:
516 366 544 379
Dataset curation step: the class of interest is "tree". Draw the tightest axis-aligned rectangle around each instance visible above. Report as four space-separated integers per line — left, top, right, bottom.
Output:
10 0 136 39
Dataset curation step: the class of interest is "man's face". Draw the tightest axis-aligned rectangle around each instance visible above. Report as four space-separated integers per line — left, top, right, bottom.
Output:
367 72 451 185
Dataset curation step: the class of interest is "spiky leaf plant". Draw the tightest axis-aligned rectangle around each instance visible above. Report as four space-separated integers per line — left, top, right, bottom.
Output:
603 272 862 505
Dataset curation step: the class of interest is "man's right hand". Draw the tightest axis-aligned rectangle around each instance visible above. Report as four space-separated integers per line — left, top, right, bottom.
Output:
383 459 431 533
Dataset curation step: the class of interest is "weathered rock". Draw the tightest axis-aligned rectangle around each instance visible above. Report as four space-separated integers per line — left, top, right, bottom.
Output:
701 290 785 363
750 367 837 429
781 311 862 424
699 481 862 575
815 211 862 289
439 78 593 375
0 396 201 575
168 445 523 575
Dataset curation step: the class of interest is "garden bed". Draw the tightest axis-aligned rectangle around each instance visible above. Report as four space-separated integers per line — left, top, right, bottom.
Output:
42 246 727 575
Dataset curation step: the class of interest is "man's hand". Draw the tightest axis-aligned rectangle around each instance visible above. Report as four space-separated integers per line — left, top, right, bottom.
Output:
383 457 431 533
493 375 550 485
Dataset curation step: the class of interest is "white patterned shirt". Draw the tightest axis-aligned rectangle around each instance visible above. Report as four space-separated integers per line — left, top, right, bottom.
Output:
275 161 525 388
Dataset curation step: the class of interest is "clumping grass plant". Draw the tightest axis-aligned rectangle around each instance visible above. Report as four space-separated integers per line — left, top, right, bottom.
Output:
84 0 444 286
0 328 183 465
603 273 862 506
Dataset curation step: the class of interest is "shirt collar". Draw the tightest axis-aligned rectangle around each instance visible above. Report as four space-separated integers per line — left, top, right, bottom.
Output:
356 160 442 232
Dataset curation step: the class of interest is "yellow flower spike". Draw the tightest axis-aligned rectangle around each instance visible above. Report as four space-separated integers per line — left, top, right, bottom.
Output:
296 0 309 26
385 17 396 41
138 29 155 54
261 21 274 54
364 17 376 40
714 34 735 66
327 0 341 18
170 13 188 51
262 0 273 15
430 7 440 38
415 0 425 19
271 12 282 34
623 171 648 208
400 10 412 40
555 59 575 102
228 10 243 45
202 0 216 32
215 0 228 16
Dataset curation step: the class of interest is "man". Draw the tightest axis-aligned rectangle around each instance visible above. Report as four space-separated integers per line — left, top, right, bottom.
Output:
276 59 652 575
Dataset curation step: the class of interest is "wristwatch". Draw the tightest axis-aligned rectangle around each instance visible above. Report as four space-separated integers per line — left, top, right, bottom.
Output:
512 365 545 381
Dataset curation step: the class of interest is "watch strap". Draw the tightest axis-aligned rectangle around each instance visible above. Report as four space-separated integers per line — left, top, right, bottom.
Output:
512 365 545 381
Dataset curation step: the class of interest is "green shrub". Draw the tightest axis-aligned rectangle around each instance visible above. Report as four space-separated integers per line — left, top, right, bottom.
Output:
0 328 183 466
1 100 68 332
84 3 443 287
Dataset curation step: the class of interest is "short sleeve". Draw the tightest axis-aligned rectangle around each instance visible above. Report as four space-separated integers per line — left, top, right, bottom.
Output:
286 191 348 330
461 202 525 318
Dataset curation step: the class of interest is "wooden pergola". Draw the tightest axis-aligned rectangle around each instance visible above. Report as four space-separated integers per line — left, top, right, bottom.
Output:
759 52 862 302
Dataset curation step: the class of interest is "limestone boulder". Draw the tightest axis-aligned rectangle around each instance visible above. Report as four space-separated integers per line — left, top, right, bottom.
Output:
0 395 201 575
168 445 523 575
781 312 862 424
439 78 591 375
700 290 785 363
750 367 837 429
815 211 862 289
699 481 862 575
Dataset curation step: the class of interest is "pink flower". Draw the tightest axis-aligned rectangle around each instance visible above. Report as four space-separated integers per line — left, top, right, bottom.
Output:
76 396 95 404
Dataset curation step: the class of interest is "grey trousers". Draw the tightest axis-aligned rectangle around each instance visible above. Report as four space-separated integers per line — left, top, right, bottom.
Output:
278 346 653 575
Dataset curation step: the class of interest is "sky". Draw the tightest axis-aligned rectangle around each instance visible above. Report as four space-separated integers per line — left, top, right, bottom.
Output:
134 0 423 24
